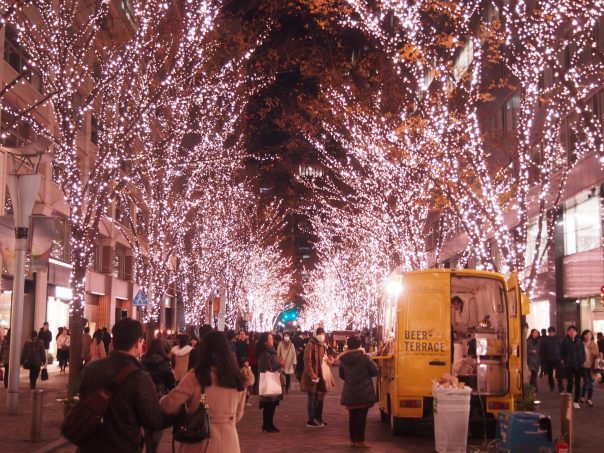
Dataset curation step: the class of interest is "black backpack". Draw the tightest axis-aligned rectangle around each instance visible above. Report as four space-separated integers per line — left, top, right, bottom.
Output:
61 362 139 446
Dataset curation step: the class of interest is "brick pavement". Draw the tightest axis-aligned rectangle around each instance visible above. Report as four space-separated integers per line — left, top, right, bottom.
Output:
4 368 604 452
0 363 69 452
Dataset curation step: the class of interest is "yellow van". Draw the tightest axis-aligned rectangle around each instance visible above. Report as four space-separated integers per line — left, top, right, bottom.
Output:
374 269 527 435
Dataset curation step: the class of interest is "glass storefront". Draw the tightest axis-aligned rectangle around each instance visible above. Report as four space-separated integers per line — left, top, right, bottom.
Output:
526 299 551 332
47 293 71 355
0 291 12 329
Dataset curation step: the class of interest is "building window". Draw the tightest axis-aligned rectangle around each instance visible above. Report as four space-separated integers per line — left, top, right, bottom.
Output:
90 114 99 145
453 40 473 82
114 202 123 224
113 244 126 279
298 163 324 178
503 93 520 131
120 0 135 26
1 104 33 147
3 26 43 92
563 190 601 255
51 217 71 263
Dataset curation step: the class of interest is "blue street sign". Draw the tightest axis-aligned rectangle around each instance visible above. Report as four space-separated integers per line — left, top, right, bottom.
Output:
132 290 148 307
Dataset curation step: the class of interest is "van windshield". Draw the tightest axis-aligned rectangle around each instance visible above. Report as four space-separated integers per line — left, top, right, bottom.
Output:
450 275 509 395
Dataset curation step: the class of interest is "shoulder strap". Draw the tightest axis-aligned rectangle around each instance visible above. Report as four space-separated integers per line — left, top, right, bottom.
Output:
111 362 139 387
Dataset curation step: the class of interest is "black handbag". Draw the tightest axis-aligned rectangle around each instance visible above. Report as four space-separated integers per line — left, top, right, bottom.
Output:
172 386 210 451
41 368 49 381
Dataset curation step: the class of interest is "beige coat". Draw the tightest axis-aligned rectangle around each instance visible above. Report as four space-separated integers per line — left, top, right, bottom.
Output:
90 339 106 361
277 340 297 374
160 369 246 453
170 345 193 381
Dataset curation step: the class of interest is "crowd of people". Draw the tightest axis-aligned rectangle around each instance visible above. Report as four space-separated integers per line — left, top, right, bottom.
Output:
526 325 604 408
0 320 383 452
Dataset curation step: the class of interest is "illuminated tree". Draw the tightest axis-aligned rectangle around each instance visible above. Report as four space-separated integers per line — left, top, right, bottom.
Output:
4 0 223 381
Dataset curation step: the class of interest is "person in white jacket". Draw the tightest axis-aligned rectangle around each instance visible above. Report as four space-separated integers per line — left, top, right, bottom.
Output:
56 327 70 373
277 333 297 393
169 334 193 383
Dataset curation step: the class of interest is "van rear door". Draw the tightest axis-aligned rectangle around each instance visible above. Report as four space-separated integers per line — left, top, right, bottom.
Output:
506 272 523 399
397 272 450 404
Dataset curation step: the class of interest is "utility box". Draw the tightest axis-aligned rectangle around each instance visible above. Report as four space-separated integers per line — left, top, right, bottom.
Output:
497 411 554 453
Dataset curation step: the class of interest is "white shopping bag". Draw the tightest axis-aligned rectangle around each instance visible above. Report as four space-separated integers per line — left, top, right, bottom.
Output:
259 371 283 396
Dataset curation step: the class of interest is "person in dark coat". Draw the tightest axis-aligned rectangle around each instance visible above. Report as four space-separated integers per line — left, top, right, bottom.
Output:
78 319 166 453
101 327 111 354
337 335 379 448
560 325 585 405
539 329 548 376
597 332 604 383
20 330 46 389
141 338 176 453
38 322 52 363
1 328 10 388
527 329 541 390
235 331 249 364
257 332 283 433
540 326 563 392
188 324 213 370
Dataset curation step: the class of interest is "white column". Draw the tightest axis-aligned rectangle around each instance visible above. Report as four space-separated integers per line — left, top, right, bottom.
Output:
33 269 48 330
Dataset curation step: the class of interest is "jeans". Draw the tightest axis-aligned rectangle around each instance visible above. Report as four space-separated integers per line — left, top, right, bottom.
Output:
3 364 8 388
529 370 538 389
546 360 562 391
29 366 40 389
348 407 369 442
581 368 594 400
307 391 317 421
565 366 582 402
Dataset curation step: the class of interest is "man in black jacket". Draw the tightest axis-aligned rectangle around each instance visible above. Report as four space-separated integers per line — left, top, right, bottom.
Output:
38 322 52 364
540 326 563 392
560 325 585 406
77 319 166 453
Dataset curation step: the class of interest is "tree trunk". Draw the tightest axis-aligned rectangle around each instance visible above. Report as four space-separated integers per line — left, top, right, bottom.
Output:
67 258 87 395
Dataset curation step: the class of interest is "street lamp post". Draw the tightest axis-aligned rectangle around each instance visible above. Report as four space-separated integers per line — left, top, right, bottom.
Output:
4 138 50 414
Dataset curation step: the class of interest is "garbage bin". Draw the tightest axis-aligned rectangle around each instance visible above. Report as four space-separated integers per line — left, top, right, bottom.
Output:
432 382 472 453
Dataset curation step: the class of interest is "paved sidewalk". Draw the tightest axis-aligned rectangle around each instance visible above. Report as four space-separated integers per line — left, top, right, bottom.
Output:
5 369 604 452
0 363 69 452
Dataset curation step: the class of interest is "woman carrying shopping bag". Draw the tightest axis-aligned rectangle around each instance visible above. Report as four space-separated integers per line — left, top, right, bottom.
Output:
257 332 283 433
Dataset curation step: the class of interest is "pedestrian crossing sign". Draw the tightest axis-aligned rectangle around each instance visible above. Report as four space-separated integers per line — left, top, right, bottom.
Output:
132 290 148 307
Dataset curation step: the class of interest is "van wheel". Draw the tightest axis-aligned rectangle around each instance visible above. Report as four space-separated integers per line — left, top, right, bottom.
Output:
380 409 389 423
390 414 404 436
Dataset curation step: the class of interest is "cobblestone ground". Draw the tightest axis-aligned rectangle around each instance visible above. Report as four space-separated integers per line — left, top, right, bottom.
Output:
0 363 68 452
2 365 604 452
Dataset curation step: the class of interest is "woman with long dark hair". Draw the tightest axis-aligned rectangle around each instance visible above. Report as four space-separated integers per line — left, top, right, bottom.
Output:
160 331 246 453
527 328 541 390
142 338 176 453
257 332 283 433
581 329 598 407
90 330 106 361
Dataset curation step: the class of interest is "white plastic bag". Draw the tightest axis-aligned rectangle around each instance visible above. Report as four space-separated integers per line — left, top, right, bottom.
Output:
259 371 282 396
